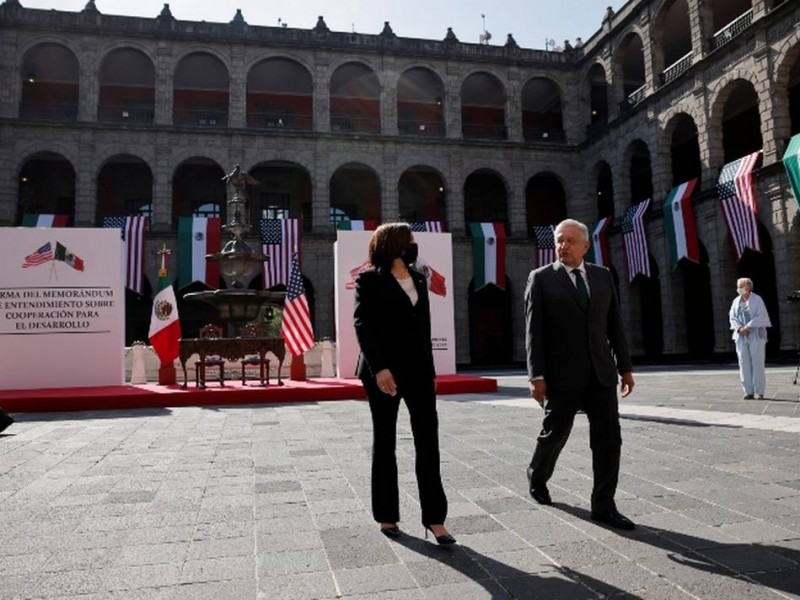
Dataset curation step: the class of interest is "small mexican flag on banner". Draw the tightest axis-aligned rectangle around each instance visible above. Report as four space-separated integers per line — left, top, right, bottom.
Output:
54 242 84 271
662 178 699 268
149 249 181 368
469 222 506 290
337 220 378 231
21 214 70 227
177 216 221 288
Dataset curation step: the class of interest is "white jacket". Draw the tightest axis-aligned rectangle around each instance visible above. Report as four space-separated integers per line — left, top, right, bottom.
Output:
729 292 772 342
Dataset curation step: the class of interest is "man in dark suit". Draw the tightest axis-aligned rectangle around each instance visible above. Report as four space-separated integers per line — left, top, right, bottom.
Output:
524 219 636 530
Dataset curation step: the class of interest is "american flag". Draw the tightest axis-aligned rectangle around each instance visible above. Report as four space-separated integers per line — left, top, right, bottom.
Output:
532 225 556 266
622 199 651 283
410 221 444 233
718 151 762 260
102 216 147 294
260 218 300 288
22 242 53 268
281 253 314 357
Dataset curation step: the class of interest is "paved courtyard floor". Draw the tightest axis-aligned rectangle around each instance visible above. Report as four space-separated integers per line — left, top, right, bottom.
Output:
2 364 800 599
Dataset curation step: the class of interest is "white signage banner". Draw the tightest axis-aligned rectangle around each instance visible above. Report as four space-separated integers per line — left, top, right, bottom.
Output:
0 228 125 390
334 230 456 378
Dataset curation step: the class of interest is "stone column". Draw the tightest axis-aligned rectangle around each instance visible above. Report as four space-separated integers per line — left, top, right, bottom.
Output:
445 63 462 139
74 137 97 226
228 48 246 129
311 141 330 234
314 59 330 133
150 139 172 232
381 58 397 136
507 160 526 239
78 40 98 122
0 139 17 223
446 154 465 234
0 30 19 118
506 68 522 142
154 46 173 125
381 147 399 222
688 0 708 59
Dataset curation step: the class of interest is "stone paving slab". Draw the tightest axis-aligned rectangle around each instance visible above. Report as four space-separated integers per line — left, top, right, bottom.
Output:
1 365 800 599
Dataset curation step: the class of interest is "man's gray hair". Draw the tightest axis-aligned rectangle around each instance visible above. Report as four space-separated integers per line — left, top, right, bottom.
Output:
555 219 590 241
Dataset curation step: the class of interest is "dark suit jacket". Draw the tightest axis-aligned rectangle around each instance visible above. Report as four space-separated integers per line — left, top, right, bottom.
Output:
353 267 436 382
524 261 632 391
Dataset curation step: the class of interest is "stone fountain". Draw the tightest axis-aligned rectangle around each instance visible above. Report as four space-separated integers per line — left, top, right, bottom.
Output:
183 164 284 336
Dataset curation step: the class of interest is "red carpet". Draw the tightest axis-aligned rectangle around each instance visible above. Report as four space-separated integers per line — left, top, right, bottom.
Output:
0 374 497 413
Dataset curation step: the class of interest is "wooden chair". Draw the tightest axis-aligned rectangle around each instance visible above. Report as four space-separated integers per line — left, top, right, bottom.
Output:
240 322 270 386
195 323 225 387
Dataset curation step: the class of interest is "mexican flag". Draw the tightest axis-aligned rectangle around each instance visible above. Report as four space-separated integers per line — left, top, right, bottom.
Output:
21 214 70 227
177 216 221 288
783 133 800 212
337 220 378 231
662 178 699 268
54 242 85 271
469 222 506 290
148 267 181 367
587 216 612 267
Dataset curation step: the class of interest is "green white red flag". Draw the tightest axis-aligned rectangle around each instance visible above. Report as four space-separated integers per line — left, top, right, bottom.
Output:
21 214 70 227
177 216 221 288
469 222 506 290
149 251 181 367
662 178 699 268
783 133 800 212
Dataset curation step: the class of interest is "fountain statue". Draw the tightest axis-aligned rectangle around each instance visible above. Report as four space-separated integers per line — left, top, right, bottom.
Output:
183 164 285 335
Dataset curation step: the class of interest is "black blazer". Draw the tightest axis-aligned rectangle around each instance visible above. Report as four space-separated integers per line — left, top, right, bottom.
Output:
524 261 632 391
353 267 436 382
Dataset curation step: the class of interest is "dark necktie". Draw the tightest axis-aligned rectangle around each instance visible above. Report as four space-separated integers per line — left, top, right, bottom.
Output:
572 268 589 311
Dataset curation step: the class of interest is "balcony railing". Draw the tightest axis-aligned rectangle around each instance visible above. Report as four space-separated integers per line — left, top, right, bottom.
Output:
618 85 647 112
172 109 229 127
98 105 154 124
659 51 693 86
19 102 78 121
462 122 508 140
709 9 753 52
246 112 313 131
397 119 445 136
330 116 381 133
523 127 566 143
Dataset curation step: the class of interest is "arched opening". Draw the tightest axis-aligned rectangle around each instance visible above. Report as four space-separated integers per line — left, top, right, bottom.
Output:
629 140 654 203
98 48 155 123
329 163 381 225
17 152 76 223
171 158 226 227
468 279 513 366
721 80 762 162
521 77 564 142
670 114 702 186
20 42 79 121
397 67 445 137
246 57 313 130
330 62 381 133
525 173 567 236
398 167 447 224
711 0 753 33
173 52 229 127
95 155 153 223
586 64 609 128
656 0 693 85
616 33 646 109
248 161 313 231
738 225 781 357
461 72 506 139
680 242 715 358
596 162 614 218
463 170 508 233
788 51 800 135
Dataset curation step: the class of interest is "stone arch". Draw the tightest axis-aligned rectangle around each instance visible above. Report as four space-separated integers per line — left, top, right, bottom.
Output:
15 143 78 175
93 148 156 179
326 57 383 89
774 35 800 141
460 160 513 194
243 51 315 77
96 40 157 67
710 76 763 164
329 161 382 224
16 151 77 224
460 70 508 140
662 112 702 186
172 47 233 76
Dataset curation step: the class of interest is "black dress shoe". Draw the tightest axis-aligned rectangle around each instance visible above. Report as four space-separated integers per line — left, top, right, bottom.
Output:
591 508 635 530
526 467 552 505
0 410 13 434
380 526 401 539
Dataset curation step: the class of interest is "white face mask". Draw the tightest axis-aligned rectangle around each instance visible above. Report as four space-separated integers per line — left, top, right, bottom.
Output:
737 287 747 296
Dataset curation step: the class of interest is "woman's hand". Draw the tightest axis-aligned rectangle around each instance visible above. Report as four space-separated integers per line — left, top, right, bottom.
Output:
375 369 397 396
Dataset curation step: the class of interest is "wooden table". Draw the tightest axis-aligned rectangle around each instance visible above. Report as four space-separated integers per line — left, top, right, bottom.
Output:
179 337 286 388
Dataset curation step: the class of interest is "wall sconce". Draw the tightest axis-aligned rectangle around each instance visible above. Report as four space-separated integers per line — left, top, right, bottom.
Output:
435 96 443 106
27 74 37 84
438 186 445 193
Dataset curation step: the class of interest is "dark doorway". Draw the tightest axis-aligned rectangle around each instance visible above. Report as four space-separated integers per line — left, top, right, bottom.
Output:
468 279 513 366
680 243 715 357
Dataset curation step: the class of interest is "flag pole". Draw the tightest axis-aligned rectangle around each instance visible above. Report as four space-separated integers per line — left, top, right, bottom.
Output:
155 244 177 386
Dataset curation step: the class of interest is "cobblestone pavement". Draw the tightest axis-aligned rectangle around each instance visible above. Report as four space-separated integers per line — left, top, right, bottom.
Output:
1 365 800 599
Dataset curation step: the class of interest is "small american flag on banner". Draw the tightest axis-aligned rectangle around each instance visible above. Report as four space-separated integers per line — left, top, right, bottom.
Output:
532 225 556 266
260 218 300 289
22 242 53 268
102 216 148 294
718 150 762 261
410 221 444 233
622 199 651 283
281 253 314 357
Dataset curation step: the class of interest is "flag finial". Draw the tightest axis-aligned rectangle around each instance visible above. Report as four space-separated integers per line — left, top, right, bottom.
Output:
156 244 171 278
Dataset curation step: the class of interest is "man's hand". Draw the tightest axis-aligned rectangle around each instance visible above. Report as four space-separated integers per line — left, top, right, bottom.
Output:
529 379 546 406
375 369 397 396
620 372 635 398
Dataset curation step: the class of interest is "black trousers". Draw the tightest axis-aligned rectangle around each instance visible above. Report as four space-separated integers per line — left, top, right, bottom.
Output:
364 375 447 526
528 379 622 513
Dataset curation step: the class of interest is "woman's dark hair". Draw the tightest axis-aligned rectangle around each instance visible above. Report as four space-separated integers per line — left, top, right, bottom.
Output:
368 222 412 269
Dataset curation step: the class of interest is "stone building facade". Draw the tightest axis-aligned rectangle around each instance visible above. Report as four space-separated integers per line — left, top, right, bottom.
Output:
1 0 799 366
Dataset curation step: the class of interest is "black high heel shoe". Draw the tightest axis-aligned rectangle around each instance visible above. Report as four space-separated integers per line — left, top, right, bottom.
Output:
380 526 401 539
424 525 456 545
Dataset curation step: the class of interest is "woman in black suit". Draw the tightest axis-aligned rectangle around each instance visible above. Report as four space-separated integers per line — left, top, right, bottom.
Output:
353 222 455 545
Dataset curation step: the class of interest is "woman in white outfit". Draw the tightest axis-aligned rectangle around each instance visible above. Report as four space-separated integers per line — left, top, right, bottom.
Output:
729 278 772 400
